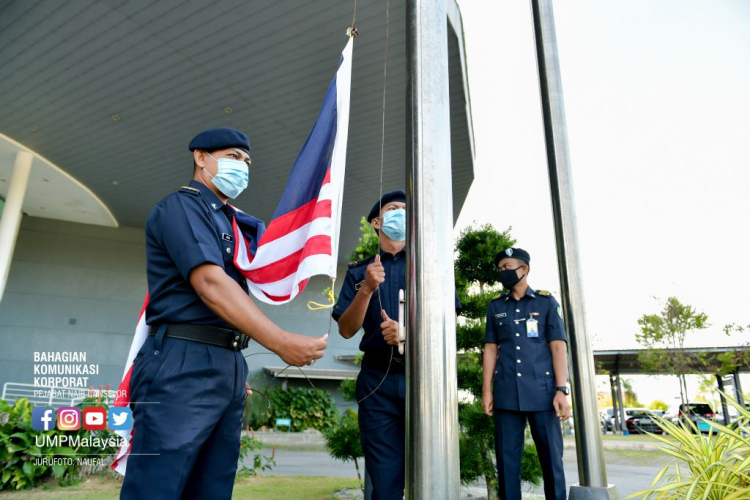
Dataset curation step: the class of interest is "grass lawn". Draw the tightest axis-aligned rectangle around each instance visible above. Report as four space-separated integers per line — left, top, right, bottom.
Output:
0 474 360 499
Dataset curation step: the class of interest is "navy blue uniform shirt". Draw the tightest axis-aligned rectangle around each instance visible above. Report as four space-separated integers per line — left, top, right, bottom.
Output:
145 180 253 328
333 250 462 357
484 286 566 412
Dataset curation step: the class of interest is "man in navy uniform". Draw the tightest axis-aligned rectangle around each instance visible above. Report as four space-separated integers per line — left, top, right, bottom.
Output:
121 127 328 500
332 190 461 500
482 247 570 500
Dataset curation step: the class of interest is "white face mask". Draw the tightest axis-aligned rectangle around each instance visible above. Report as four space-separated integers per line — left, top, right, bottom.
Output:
203 153 249 199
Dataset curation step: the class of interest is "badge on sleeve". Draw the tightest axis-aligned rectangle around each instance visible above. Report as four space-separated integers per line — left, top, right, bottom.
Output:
557 306 563 319
526 318 539 338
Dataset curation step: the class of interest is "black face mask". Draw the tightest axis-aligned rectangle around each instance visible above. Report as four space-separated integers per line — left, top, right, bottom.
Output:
498 266 526 289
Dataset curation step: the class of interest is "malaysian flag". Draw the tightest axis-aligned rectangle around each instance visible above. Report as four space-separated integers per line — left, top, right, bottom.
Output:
112 38 353 475
234 37 353 304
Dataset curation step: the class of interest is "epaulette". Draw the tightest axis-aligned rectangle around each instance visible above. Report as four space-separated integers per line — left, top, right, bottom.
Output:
537 290 551 296
348 255 375 269
179 186 200 195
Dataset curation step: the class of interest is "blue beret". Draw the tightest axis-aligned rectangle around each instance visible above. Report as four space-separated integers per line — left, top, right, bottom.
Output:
495 247 530 266
188 127 251 154
367 190 406 223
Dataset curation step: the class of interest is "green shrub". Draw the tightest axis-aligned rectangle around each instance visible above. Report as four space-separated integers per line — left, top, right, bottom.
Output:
0 395 120 491
631 394 750 499
323 409 363 489
266 387 337 432
243 375 273 431
236 435 275 478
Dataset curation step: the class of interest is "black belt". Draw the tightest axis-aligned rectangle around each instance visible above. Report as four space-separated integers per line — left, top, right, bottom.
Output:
362 353 405 374
149 324 249 351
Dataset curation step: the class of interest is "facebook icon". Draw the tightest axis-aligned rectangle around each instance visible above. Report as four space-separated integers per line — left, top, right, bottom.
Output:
32 407 56 431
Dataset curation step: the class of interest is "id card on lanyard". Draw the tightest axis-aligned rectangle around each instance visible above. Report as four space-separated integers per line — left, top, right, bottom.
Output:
527 318 539 338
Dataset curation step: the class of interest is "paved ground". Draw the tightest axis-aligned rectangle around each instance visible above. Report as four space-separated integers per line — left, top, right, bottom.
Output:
246 446 664 499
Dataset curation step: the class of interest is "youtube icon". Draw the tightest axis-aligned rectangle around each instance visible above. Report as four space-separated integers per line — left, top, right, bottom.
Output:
83 407 107 430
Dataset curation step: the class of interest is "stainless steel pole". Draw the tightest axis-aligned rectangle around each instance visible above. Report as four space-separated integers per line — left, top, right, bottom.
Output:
405 0 460 498
529 0 619 498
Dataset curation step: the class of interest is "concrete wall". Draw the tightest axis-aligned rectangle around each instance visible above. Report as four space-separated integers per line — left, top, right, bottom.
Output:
0 216 361 401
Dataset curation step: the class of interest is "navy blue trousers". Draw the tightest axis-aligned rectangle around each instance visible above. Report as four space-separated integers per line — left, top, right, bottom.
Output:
120 328 248 500
356 366 406 500
494 409 566 500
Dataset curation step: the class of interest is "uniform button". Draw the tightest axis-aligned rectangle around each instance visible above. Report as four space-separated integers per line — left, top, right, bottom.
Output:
516 333 520 337
546 371 550 375
516 309 520 313
516 346 520 350
517 359 521 363
517 373 522 377
514 321 519 325
226 247 232 254
154 350 160 355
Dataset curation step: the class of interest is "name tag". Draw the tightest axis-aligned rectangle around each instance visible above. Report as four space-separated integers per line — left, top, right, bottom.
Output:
527 319 539 338
222 233 233 242
494 313 507 318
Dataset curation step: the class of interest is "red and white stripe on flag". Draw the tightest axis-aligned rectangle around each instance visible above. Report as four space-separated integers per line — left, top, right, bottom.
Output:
234 38 353 305
111 294 150 475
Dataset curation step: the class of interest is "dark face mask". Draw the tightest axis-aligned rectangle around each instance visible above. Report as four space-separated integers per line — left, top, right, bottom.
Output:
498 266 526 289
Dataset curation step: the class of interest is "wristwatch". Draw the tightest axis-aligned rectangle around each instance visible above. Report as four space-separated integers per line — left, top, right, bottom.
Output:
556 386 569 396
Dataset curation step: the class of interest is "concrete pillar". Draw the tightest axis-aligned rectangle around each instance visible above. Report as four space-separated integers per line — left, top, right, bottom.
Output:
0 151 32 303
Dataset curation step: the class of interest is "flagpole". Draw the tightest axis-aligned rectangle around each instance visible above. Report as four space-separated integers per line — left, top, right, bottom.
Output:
530 0 619 497
405 0 460 498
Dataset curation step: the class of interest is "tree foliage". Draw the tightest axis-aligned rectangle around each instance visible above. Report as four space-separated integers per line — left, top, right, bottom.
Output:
636 297 709 405
348 217 380 261
455 223 514 289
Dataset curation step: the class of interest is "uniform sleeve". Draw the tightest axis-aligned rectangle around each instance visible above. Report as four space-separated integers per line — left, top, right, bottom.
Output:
484 306 498 344
331 268 359 322
147 195 224 280
454 290 463 316
546 296 567 342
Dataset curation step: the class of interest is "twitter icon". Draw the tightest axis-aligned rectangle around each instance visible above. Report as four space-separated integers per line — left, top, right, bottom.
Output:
108 407 133 431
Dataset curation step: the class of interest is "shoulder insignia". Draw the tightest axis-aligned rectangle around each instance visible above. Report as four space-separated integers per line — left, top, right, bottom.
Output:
491 293 508 301
179 186 200 195
537 290 551 296
348 255 375 269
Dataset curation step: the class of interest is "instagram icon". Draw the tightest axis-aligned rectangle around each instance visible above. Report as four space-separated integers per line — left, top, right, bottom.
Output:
57 407 81 431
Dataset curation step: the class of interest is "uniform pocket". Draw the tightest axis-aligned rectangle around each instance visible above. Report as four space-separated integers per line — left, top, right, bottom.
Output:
495 321 512 342
533 362 555 397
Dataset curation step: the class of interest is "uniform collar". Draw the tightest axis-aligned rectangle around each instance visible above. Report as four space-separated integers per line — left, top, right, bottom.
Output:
379 248 406 261
505 285 536 302
189 179 224 212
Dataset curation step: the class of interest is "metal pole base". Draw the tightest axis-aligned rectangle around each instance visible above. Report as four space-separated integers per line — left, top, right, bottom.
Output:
569 484 621 500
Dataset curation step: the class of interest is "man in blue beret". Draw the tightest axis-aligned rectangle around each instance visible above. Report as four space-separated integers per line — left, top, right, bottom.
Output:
332 190 462 500
482 247 570 500
121 127 328 500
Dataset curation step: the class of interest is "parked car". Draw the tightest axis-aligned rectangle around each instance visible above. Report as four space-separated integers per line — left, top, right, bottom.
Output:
676 403 717 433
600 407 614 433
624 409 663 435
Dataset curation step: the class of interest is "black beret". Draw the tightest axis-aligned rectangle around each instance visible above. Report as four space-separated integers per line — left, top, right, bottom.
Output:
495 247 531 266
367 190 406 223
188 127 251 154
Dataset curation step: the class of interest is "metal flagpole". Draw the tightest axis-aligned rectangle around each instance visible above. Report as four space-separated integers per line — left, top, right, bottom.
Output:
529 0 620 497
405 0 460 498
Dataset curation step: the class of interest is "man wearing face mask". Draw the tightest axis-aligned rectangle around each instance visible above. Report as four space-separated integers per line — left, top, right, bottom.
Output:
332 190 461 500
121 128 328 500
482 247 570 500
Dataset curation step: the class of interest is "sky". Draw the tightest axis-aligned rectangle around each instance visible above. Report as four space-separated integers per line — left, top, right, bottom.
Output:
453 0 750 404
